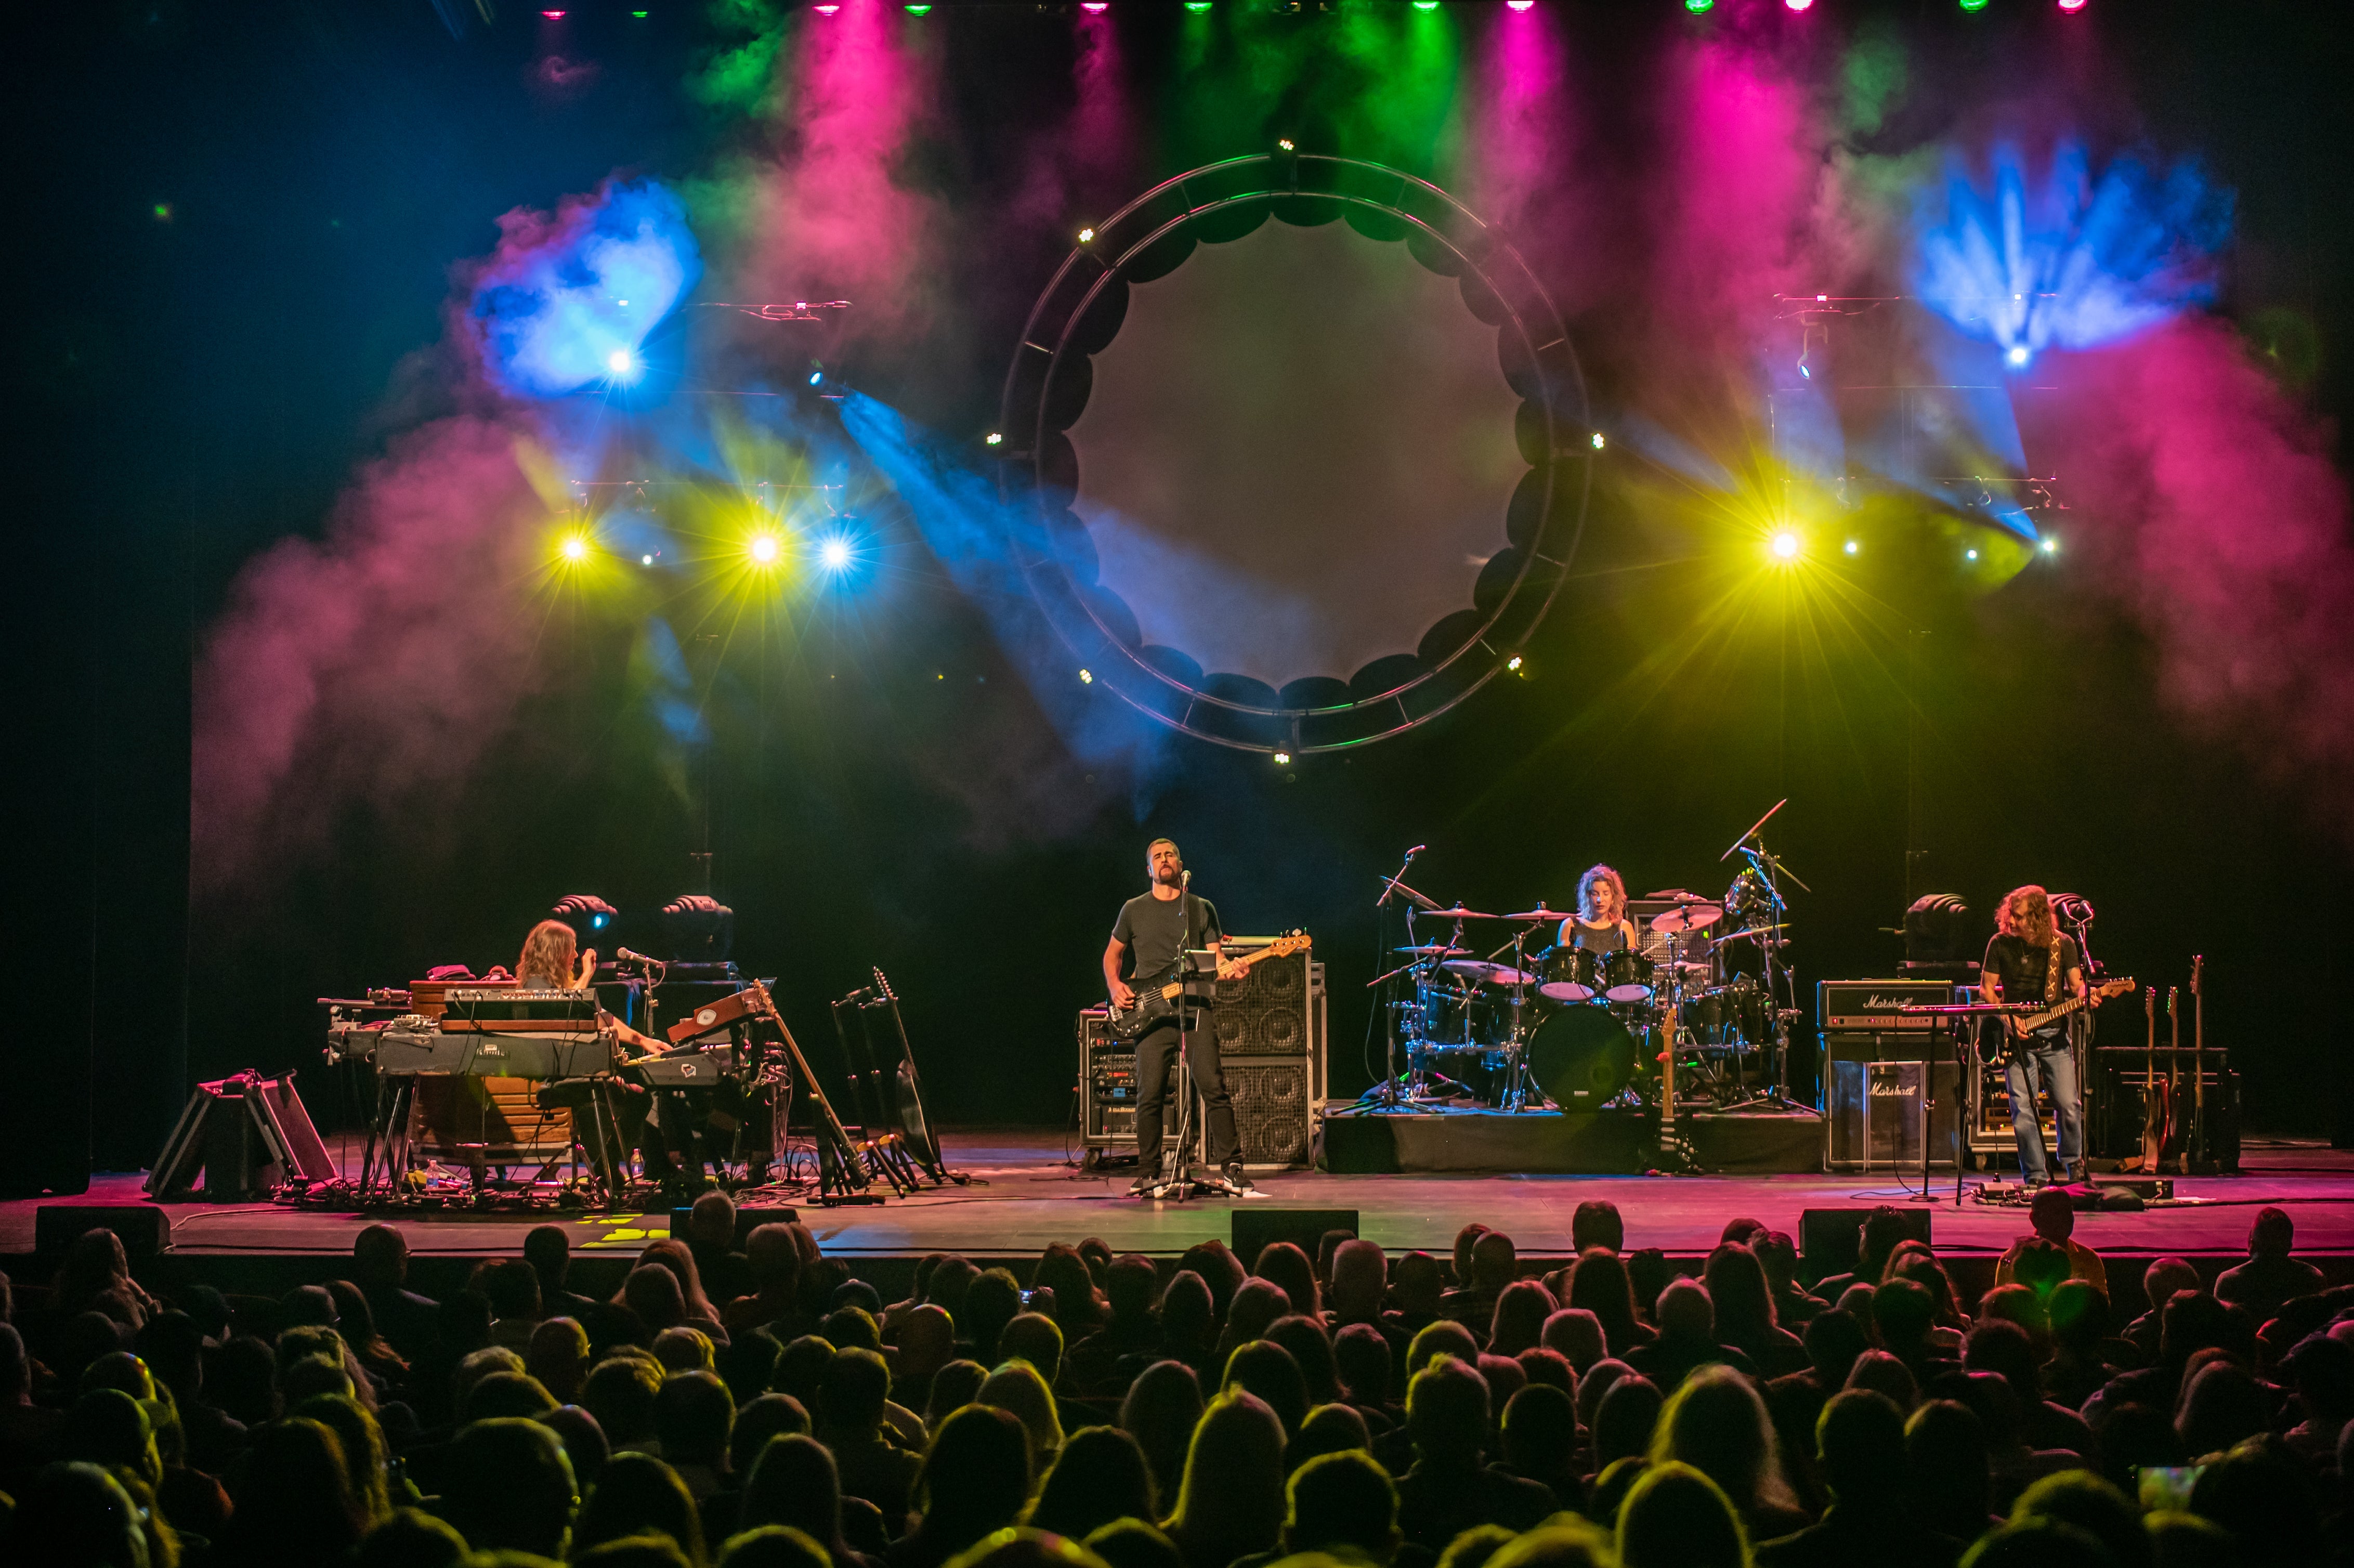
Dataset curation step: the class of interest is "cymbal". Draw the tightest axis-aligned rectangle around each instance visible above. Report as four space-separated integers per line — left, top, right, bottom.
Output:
1395 944 1471 958
1651 903 1725 934
1444 960 1537 986
1428 905 1498 921
1500 906 1567 922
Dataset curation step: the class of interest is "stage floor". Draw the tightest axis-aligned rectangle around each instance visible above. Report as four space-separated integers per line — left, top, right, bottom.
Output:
8 1129 2354 1266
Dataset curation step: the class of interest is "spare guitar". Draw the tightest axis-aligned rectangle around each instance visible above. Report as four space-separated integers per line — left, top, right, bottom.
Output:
1109 931 1310 1040
2123 986 2166 1173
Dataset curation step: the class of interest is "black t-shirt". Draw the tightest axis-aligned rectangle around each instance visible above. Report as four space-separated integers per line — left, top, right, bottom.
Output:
1112 891 1222 979
1983 932 2082 1029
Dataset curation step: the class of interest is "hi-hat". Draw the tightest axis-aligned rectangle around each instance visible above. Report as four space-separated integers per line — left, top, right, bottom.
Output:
1651 903 1725 934
1501 905 1566 922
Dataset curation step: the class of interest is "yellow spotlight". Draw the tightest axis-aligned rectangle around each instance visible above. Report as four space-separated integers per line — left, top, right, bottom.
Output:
560 535 590 563
1843 540 1859 555
750 534 781 565
1771 531 1801 561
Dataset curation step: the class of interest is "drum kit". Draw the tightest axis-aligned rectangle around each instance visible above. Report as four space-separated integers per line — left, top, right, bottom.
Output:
1368 811 1804 1118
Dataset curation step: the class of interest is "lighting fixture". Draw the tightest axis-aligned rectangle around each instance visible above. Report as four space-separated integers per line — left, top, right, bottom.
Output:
1771 532 1800 560
985 432 1004 447
751 535 781 564
1589 432 1605 450
1273 750 1293 766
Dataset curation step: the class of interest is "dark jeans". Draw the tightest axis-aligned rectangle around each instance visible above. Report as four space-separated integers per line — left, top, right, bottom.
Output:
1135 1018 1238 1172
2006 1036 2083 1183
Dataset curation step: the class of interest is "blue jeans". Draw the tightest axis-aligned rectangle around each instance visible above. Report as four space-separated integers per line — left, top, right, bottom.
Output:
2005 1036 2082 1182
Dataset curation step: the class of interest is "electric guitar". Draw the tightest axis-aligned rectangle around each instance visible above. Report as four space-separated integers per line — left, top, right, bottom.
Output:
1109 931 1310 1040
2002 976 2135 1046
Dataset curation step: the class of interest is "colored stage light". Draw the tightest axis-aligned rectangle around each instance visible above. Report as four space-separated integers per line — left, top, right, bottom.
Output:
540 8 565 17
641 553 656 566
561 535 590 562
1507 1 1535 9
1843 540 1859 555
2058 0 2087 9
1784 0 1812 10
1277 138 1297 152
1685 0 1713 10
607 348 637 377
985 432 1004 446
1966 548 1980 561
2041 537 2059 554
1079 668 1094 684
2006 344 2032 368
1186 2 1211 10
814 4 839 12
808 370 823 386
1081 2 1109 10
818 537 854 571
1273 750 1293 766
1771 532 1801 560
905 3 931 11
1412 2 1438 10
1506 654 1525 672
1959 0 1988 9
1590 433 1605 450
751 534 781 564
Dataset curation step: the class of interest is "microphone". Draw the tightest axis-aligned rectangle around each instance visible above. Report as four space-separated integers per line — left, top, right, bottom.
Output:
1182 870 1192 888
615 947 660 965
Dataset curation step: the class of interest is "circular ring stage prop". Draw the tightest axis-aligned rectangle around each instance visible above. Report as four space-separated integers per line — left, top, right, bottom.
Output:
998 153 1592 755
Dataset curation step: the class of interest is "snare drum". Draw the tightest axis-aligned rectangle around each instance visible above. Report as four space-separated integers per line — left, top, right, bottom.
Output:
1535 946 1601 1003
1600 949 1656 1003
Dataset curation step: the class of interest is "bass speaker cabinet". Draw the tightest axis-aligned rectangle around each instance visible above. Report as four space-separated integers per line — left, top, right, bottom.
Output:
1078 942 1325 1170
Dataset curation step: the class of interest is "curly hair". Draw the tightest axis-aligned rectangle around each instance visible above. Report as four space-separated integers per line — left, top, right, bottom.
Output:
516 920 580 989
1577 866 1629 924
1997 885 2058 947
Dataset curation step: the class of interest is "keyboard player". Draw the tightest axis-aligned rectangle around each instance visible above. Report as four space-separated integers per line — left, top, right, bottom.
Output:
517 919 716 1196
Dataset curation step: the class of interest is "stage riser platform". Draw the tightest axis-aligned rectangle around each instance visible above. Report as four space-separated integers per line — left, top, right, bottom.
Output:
1320 1109 1823 1175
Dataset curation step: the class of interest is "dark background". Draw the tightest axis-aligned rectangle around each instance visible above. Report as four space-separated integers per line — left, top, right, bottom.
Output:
4 0 2349 1191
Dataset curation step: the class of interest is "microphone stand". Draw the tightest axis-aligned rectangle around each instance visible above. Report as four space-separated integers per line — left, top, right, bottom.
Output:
1368 847 1438 1115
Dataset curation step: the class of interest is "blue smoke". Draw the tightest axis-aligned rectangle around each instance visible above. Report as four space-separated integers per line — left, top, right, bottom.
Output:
1912 142 2231 369
470 179 702 399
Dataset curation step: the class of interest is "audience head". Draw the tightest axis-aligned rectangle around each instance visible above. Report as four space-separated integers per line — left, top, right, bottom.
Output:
1254 1242 1322 1318
1652 1362 1790 1519
1654 1278 1715 1343
1406 1318 1481 1377
2248 1207 2295 1258
1571 1200 1624 1255
573 1449 707 1564
225 1415 369 1565
1120 1358 1205 1508
819 1345 891 1436
352 1223 410 1287
443 1415 579 1557
1845 1348 1918 1410
1489 1279 1555 1357
740 1432 854 1550
1027 1423 1157 1543
928 1357 990 1431
1616 1459 1749 1568
1502 1380 1578 1481
1406 1355 1490 1465
656 1367 734 1468
1283 1449 1402 1561
919 1403 1036 1543
583 1354 665 1445
2142 1258 2200 1313
1391 1251 1445 1317
1086 1519 1186 1568
9 1462 150 1568
1266 1313 1342 1405
1541 1308 1606 1372
1224 1338 1310 1438
982 1354 1067 1465
1167 1390 1287 1560
1001 1311 1066 1384
2191 1440 2322 1561
1816 1388 1907 1500
1329 1238 1388 1322
1907 1398 1992 1538
353 1507 468 1568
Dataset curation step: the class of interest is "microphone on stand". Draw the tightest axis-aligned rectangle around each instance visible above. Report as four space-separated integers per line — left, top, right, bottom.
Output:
615 948 659 966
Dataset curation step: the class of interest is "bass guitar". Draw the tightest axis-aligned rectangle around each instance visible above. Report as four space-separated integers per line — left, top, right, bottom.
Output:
1109 931 1310 1040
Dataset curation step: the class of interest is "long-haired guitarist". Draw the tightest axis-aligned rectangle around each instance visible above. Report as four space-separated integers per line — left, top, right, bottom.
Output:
1982 885 2088 1187
1104 838 1249 1196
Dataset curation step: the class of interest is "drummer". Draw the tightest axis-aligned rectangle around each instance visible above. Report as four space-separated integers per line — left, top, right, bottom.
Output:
1558 865 1640 957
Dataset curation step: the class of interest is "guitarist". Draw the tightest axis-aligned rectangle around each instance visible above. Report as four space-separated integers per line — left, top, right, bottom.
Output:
1981 885 2088 1188
1105 838 1249 1196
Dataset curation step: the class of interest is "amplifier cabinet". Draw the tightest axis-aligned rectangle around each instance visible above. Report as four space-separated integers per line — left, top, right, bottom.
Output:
1825 1059 1960 1171
1819 978 1957 1033
1078 944 1325 1171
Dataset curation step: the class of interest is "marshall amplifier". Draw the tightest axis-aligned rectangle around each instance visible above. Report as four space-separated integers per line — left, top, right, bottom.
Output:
1819 978 1957 1032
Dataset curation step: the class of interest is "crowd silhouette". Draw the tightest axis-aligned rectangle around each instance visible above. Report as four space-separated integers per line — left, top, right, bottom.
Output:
2 1185 2347 1567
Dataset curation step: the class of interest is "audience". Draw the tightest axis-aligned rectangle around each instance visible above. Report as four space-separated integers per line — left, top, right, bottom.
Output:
1 1195 2345 1568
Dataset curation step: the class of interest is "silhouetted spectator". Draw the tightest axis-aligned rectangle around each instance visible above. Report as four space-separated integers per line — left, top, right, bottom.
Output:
926 1358 988 1435
1965 1319 2094 1456
586 1354 667 1453
1909 1397 1997 1542
354 1506 468 1568
736 1432 877 1567
1572 1201 1624 1256
2125 1260 2200 1361
1706 1245 1808 1377
1541 1308 1607 1374
1810 1208 1914 1302
1652 1362 1807 1541
352 1223 439 1357
218 1415 368 1567
1272 1448 1402 1564
688 1192 752 1305
1489 1280 1557 1359
1393 1356 1553 1552
1087 1518 1187 1568
1565 1249 1653 1360
2214 1209 2326 1325
529 1314 593 1403
982 1356 1066 1469
1756 1232 1824 1328
1994 1189 2110 1295
1119 1358 1202 1511
1065 1256 1161 1395
726 1224 813 1339
1626 1279 1755 1390
1223 1338 1310 1439
1757 1389 1961 1568
2191 1439 2323 1563
576 1449 709 1563
1617 1459 1749 1568
1162 1389 1287 1568
1500 1381 1579 1500
482 1258 546 1350
441 1414 580 1557
1255 1243 1323 1321
887 1403 1034 1568
1027 1423 1156 1541
8 1461 151 1568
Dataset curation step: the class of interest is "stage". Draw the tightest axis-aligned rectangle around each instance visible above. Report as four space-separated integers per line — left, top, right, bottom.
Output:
8 1129 2354 1317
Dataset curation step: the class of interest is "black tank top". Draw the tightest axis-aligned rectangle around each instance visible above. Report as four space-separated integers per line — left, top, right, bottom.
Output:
1566 919 1627 953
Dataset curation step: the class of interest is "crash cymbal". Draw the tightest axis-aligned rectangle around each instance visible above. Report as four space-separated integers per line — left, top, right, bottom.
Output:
1651 903 1725 934
1428 905 1498 921
1395 944 1471 958
1444 960 1537 986
1500 905 1568 922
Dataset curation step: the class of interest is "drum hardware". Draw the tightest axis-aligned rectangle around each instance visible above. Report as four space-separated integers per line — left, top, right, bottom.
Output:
1535 946 1602 1003
1650 900 1725 935
1393 944 1471 958
1443 959 1537 986
1499 905 1568 923
1719 801 1810 1110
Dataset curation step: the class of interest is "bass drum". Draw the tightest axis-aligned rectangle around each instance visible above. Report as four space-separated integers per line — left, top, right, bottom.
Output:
1527 1005 1638 1109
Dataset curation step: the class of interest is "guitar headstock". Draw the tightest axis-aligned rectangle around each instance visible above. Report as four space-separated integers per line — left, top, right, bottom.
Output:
2192 955 2203 996
2097 977 2134 1000
872 968 898 1002
1267 929 1311 958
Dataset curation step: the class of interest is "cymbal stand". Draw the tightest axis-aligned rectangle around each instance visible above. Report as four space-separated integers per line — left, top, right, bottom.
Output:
1365 849 1441 1115
1728 829 1808 1108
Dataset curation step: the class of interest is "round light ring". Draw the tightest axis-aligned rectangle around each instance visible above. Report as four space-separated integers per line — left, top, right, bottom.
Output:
999 153 1591 756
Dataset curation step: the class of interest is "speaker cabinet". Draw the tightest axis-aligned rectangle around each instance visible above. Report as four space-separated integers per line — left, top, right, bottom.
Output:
1825 1059 1959 1171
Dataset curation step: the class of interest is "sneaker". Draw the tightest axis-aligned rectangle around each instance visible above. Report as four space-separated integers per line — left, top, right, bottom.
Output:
1129 1174 1162 1198
1222 1164 1254 1193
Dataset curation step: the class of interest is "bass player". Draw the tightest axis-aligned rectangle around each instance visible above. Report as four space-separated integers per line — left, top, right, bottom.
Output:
1104 838 1249 1196
1980 884 2089 1187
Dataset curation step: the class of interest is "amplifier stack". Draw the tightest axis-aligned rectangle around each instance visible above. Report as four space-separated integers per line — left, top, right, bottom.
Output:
1079 937 1325 1171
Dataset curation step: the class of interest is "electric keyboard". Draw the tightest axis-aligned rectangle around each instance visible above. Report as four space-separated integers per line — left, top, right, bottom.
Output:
371 1024 618 1079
